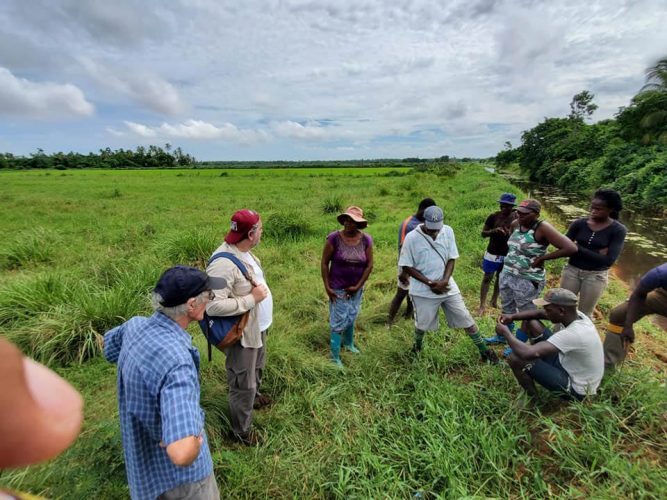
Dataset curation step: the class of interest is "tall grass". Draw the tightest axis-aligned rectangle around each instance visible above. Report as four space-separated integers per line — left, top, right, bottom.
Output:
0 165 664 498
0 227 60 269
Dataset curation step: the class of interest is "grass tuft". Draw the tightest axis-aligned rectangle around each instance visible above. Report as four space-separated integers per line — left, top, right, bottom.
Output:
264 211 313 241
322 195 343 214
0 227 60 269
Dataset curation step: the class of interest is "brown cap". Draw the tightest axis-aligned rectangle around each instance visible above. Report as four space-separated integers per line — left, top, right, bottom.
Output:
533 288 578 307
516 199 541 214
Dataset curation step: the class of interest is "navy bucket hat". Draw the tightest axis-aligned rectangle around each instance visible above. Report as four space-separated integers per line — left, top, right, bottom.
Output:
498 193 517 205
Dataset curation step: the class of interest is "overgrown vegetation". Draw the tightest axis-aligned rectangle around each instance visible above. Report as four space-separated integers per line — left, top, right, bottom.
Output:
497 56 667 211
0 166 664 498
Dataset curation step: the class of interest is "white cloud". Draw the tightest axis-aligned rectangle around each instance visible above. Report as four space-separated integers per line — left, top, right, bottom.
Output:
270 121 349 141
0 67 93 119
123 119 269 144
80 58 185 115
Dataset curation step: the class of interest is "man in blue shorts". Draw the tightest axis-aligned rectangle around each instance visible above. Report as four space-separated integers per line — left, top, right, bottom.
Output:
479 193 517 316
603 262 667 371
496 288 604 404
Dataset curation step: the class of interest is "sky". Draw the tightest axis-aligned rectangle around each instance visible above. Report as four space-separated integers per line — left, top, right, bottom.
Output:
0 0 665 161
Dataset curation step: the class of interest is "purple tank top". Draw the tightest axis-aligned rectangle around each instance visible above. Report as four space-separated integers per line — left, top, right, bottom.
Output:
326 231 372 289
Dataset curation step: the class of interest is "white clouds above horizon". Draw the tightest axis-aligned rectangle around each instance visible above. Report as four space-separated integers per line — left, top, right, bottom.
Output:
0 67 94 119
0 0 665 160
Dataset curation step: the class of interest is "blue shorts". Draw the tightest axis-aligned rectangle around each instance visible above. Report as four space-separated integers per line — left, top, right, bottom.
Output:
482 258 504 274
524 329 584 401
329 288 364 332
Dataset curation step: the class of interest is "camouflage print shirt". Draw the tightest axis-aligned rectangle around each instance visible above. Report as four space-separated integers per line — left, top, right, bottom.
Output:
501 221 547 282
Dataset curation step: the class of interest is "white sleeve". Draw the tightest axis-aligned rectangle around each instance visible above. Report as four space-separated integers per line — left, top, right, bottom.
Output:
447 227 459 260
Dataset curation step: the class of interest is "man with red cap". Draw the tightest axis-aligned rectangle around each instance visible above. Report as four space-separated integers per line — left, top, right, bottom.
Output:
206 209 271 445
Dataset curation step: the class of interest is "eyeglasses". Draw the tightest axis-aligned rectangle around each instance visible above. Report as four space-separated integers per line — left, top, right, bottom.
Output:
206 290 215 301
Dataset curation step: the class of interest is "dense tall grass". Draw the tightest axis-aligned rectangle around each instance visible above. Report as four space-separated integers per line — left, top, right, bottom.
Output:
0 166 664 498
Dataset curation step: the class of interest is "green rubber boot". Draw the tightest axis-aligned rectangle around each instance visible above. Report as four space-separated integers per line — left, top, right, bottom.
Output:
330 332 344 368
342 324 360 354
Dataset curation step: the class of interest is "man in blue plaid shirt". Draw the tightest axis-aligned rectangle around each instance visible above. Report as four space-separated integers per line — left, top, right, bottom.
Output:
104 266 225 499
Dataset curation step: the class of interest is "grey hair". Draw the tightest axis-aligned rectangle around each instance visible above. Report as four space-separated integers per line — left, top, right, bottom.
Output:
151 290 208 320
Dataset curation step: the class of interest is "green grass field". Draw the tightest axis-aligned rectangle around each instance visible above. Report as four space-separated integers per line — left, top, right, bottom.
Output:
0 165 665 499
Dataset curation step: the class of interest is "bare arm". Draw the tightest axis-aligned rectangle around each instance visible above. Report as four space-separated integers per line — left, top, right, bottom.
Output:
497 322 559 360
321 240 337 301
403 266 432 285
165 435 203 467
621 282 652 344
403 260 454 295
498 309 548 325
482 217 508 238
481 217 495 238
533 221 577 267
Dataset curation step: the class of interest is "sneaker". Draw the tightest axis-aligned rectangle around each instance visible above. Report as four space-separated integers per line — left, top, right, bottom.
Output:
231 429 261 446
410 344 422 356
253 393 273 410
483 335 507 345
481 350 499 365
331 358 344 368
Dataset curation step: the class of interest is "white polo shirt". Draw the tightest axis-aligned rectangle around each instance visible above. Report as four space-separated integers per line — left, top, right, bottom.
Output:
398 224 460 299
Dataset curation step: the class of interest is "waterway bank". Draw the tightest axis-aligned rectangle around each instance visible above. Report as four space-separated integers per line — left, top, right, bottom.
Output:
485 167 667 330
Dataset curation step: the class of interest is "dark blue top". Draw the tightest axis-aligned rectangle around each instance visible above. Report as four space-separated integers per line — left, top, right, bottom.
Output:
640 263 667 291
566 218 627 271
104 312 212 500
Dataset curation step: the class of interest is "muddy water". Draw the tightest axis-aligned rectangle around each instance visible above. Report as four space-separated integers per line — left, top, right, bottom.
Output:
491 170 667 330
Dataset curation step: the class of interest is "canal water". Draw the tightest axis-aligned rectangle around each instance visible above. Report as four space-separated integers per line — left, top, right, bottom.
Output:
486 168 667 330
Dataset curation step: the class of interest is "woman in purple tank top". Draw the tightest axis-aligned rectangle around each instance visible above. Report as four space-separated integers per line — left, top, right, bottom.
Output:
321 206 374 367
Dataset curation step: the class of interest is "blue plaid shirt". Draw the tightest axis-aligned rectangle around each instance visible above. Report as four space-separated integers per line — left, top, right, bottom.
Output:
104 312 213 500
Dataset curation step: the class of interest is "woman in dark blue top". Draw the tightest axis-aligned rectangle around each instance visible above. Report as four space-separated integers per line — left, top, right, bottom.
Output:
560 189 627 317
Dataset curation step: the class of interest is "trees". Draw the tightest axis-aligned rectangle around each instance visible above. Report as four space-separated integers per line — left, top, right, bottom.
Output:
569 90 598 121
615 56 667 145
616 90 667 144
642 56 667 92
496 56 667 209
0 145 197 170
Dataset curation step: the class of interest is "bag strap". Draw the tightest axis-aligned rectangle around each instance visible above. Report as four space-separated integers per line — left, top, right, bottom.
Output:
208 251 258 287
203 251 257 362
418 229 448 268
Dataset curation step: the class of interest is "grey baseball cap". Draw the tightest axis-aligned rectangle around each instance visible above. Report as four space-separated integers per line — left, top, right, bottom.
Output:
533 288 578 307
423 206 444 230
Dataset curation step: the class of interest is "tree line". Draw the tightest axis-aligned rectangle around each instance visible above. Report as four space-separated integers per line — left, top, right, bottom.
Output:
0 144 196 170
497 56 667 211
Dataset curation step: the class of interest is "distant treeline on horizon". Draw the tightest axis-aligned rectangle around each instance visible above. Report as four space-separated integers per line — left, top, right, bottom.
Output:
0 148 483 170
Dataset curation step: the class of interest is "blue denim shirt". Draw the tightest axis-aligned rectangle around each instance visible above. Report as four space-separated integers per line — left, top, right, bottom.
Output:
104 312 212 500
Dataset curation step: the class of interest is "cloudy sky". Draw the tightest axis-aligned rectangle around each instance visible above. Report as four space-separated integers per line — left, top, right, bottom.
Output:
0 0 665 161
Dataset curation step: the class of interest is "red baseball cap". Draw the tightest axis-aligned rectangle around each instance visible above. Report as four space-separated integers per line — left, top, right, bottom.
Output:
224 209 260 244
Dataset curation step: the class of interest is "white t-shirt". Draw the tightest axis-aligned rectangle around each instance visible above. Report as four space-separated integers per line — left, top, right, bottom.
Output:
240 252 273 332
398 225 460 299
547 312 604 395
